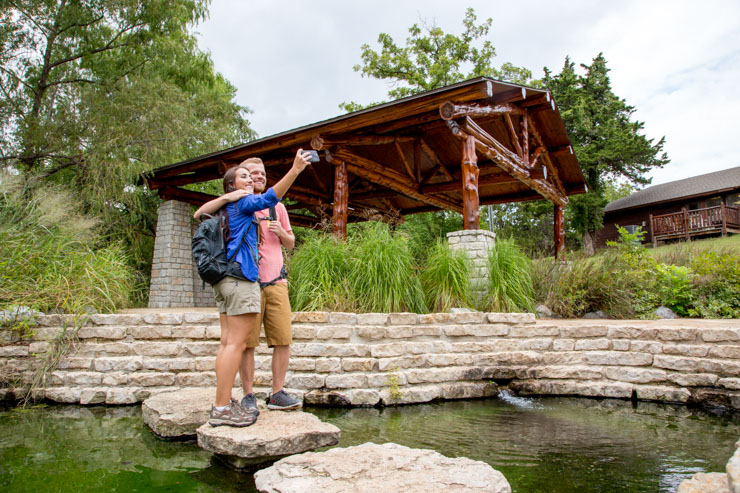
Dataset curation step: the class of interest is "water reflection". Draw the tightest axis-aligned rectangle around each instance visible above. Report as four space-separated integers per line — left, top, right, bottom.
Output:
0 397 737 493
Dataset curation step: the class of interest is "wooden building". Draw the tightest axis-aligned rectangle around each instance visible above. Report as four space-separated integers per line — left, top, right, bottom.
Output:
146 77 586 255
596 166 740 248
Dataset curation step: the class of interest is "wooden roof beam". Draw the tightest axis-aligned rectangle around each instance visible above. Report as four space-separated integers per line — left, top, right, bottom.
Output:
420 138 454 181
439 101 524 120
420 169 545 194
311 134 414 148
526 115 566 197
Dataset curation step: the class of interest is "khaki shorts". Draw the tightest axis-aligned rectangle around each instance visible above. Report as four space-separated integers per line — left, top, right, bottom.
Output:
247 282 292 348
213 276 261 316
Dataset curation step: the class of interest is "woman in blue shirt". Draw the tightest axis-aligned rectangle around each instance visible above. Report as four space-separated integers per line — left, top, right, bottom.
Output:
194 149 312 426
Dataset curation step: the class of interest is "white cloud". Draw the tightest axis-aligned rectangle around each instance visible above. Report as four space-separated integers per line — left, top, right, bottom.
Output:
195 0 740 186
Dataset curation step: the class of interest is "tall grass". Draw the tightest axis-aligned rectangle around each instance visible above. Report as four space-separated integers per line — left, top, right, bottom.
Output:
650 235 740 266
288 234 351 311
484 238 535 312
420 241 474 312
0 173 135 315
347 223 426 313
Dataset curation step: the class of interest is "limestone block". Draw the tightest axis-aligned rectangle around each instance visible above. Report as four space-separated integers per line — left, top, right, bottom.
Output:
356 313 388 325
291 325 316 340
479 351 542 366
584 351 653 366
102 372 129 386
288 358 315 371
444 324 509 337
93 357 143 372
285 373 326 389
0 346 28 357
192 357 216 371
176 372 216 387
56 357 93 370
604 367 668 383
254 442 510 493
315 326 352 340
702 359 740 377
314 358 341 373
662 344 709 357
106 388 138 404
378 355 427 371
630 341 663 354
404 368 465 384
79 388 107 405
412 325 442 337
132 342 182 357
356 326 385 340
653 355 702 372
553 339 575 351
90 314 143 325
384 325 415 339
669 373 718 387
440 381 498 400
486 313 536 324
709 346 740 359
129 372 176 387
369 343 410 358
560 325 608 338
520 338 554 351
304 390 352 406
345 389 382 406
127 326 172 339
171 326 206 339
418 313 454 324
726 441 740 493
142 313 183 325
574 339 610 351
529 365 603 380
65 371 102 386
677 472 729 493
342 358 377 372
611 339 630 351
657 327 699 342
702 329 740 343
367 372 407 388
380 385 441 405
28 342 50 354
206 325 221 339
452 312 485 324
292 343 370 358
606 326 658 340
183 342 219 357
45 387 82 403
508 325 560 338
389 312 419 325
719 378 740 390
327 312 358 324
325 374 368 389
183 312 219 324
197 410 340 468
426 353 473 368
291 312 328 323
79 342 133 357
634 385 691 403
143 358 193 371
30 327 64 340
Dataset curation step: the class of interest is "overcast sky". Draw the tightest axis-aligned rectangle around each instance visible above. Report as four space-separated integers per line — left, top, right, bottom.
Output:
194 0 740 187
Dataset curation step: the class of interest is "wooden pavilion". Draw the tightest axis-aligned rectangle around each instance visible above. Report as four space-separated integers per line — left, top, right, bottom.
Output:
145 77 586 255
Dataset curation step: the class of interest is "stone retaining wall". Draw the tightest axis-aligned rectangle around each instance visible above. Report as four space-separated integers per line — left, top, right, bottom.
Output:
1 312 739 409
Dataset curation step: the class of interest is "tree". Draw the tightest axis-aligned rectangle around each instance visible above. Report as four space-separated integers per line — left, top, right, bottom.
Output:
340 8 532 112
544 54 669 254
1 1 254 296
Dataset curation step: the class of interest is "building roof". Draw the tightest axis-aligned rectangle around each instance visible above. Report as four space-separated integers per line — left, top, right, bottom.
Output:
605 166 740 213
146 77 586 228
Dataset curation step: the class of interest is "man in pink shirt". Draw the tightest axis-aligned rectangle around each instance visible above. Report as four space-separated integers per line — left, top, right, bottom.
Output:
239 157 301 411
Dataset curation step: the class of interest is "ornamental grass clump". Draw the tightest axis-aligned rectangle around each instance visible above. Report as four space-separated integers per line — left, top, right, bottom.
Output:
485 238 535 313
420 241 474 312
288 234 352 311
0 173 135 316
347 223 426 313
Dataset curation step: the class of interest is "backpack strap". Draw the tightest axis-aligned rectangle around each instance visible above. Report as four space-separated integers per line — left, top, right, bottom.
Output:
260 265 288 289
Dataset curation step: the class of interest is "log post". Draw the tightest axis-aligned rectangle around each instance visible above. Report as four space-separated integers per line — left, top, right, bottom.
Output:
461 135 480 230
332 159 348 240
554 203 565 258
649 213 656 248
682 207 690 241
721 201 728 236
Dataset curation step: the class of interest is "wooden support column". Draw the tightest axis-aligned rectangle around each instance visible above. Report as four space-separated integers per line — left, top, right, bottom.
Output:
461 135 480 230
554 203 565 258
332 160 349 240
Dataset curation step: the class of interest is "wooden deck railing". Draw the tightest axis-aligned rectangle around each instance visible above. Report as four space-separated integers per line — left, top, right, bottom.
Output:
650 204 740 243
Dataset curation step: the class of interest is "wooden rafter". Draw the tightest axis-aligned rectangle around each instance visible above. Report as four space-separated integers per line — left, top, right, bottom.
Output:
503 113 523 159
439 101 523 120
420 138 454 181
420 168 545 194
525 115 566 197
395 141 416 181
311 134 414 147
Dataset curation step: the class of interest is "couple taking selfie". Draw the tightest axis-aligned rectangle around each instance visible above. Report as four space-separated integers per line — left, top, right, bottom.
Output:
193 149 316 427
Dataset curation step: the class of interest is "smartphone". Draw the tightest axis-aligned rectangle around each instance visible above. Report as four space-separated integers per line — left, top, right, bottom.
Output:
304 150 320 163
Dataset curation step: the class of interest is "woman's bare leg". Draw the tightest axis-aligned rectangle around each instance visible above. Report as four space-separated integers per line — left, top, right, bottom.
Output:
215 312 256 407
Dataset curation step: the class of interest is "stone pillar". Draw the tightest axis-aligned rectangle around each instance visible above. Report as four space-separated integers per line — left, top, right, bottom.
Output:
148 200 195 307
446 229 496 301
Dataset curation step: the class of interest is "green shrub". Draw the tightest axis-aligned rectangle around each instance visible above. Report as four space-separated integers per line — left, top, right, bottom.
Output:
288 234 351 311
485 238 535 312
347 223 426 313
420 241 474 312
688 251 740 318
0 173 135 316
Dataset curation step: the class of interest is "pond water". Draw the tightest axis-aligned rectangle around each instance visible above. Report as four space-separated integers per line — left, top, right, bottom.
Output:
1 395 737 492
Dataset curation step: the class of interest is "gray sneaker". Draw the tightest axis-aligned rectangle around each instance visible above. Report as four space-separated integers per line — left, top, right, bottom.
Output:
209 402 257 427
240 393 260 416
267 389 302 410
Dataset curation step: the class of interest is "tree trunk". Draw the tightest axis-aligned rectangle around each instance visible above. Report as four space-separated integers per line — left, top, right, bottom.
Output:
582 231 595 256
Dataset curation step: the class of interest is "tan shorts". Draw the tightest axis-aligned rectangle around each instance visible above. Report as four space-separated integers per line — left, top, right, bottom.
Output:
213 276 261 316
247 282 292 348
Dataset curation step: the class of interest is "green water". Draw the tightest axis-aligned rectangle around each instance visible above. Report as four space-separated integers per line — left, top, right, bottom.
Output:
1 396 737 492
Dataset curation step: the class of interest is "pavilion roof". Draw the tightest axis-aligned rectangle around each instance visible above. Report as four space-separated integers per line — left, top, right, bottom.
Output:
146 77 586 228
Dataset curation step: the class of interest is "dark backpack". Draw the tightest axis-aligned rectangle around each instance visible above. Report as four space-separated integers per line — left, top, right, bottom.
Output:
192 211 257 286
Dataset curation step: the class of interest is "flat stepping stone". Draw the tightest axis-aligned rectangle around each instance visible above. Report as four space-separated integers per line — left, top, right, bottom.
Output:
143 388 259 438
197 410 340 469
253 442 511 493
677 472 729 493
